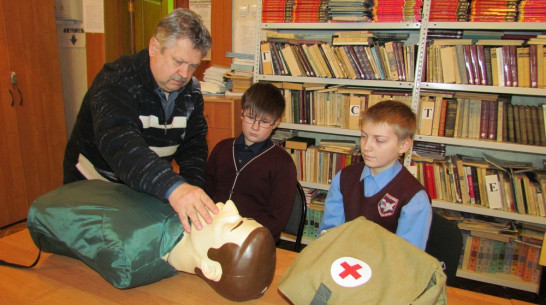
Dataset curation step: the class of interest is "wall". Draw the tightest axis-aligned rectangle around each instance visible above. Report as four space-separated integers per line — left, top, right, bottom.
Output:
55 0 88 138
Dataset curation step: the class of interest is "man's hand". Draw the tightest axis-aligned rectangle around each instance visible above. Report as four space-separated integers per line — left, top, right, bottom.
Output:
168 183 218 232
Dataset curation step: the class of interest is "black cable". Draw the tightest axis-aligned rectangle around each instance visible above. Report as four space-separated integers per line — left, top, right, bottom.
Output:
0 237 41 269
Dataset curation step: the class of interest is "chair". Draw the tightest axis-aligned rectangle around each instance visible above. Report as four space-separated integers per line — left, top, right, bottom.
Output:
425 211 463 286
282 182 307 252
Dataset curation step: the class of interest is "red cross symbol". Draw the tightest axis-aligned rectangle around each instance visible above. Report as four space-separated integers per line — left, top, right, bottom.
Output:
338 261 362 279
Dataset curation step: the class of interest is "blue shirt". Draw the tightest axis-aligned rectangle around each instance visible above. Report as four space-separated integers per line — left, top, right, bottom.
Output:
318 162 432 250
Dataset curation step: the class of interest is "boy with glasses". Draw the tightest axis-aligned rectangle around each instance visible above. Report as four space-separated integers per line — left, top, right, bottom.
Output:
205 82 297 242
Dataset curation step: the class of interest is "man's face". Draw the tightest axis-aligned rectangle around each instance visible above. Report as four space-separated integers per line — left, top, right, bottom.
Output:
149 36 202 92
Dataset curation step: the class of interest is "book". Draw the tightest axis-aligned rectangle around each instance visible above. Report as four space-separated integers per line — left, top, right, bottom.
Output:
319 139 357 148
444 98 458 137
530 44 538 88
461 234 474 270
475 39 524 46
285 136 316 150
479 100 490 139
438 98 449 137
384 41 399 81
491 47 499 86
455 44 469 84
468 235 481 271
485 173 503 210
345 45 366 79
260 42 274 75
419 98 435 135
477 45 488 85
484 46 493 86
332 36 373 46
488 100 499 140
452 155 471 204
335 46 358 79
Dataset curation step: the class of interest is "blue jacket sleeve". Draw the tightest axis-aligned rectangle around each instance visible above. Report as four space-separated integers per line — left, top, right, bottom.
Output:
318 171 345 235
395 190 432 250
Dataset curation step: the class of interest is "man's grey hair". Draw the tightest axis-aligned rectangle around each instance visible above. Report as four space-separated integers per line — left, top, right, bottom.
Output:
154 8 212 57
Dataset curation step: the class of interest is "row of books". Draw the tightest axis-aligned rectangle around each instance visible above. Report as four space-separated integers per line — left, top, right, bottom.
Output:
430 0 470 22
412 154 545 217
469 0 519 22
283 136 362 184
262 0 546 23
301 189 327 239
371 0 424 23
271 82 412 129
261 38 417 81
262 0 422 23
417 92 546 147
262 0 329 23
458 232 542 283
424 37 546 88
519 0 546 22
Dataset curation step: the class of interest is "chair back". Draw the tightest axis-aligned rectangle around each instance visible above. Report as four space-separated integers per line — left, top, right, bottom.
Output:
283 182 307 252
425 211 463 286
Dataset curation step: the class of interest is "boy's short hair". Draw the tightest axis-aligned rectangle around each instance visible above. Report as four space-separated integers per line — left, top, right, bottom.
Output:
241 82 285 121
360 100 416 141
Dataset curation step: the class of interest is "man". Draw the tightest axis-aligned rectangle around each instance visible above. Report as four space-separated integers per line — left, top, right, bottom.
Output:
63 8 217 232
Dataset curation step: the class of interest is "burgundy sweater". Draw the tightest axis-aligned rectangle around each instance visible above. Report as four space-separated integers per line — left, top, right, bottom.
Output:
340 162 425 233
205 138 297 241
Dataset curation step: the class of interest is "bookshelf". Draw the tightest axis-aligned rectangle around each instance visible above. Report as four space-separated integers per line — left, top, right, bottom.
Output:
253 0 546 293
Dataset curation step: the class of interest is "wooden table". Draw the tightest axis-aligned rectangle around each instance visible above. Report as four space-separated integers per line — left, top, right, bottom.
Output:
0 230 536 305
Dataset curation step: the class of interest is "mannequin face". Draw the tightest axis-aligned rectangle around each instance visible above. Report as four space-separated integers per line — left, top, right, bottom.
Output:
189 200 263 256
165 200 276 302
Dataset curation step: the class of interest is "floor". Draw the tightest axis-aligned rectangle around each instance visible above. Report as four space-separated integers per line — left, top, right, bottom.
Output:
2 222 545 304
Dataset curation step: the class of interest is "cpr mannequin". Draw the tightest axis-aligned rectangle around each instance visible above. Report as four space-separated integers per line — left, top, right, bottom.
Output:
163 200 277 301
26 180 276 302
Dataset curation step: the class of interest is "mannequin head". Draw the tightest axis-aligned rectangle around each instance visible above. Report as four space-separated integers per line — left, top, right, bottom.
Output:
164 200 276 301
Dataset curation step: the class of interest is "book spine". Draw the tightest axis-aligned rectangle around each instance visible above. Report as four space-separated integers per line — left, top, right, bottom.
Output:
465 166 476 204
356 45 375 80
470 45 481 85
470 166 482 205
463 45 475 85
484 46 493 86
519 105 528 145
344 45 365 79
479 100 490 139
525 106 534 145
488 100 498 140
502 45 512 87
491 47 499 86
477 45 488 85
531 106 542 146
438 98 449 137
510 45 519 87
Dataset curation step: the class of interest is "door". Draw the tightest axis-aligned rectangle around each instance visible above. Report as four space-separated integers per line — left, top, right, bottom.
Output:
0 1 28 226
0 0 66 226
133 0 169 53
104 0 169 62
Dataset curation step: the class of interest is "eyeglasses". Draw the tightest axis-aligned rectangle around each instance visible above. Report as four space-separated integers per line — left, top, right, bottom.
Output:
241 114 276 129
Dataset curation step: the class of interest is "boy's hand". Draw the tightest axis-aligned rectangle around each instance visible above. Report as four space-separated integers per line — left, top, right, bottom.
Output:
168 183 219 232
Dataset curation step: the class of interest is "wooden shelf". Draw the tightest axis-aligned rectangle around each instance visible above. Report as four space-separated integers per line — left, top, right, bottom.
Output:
256 74 414 89
432 200 546 226
457 269 539 293
414 135 546 155
261 22 421 30
279 123 361 137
